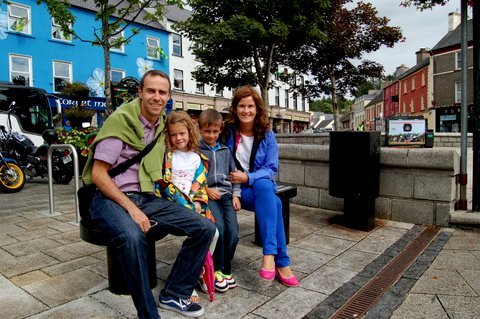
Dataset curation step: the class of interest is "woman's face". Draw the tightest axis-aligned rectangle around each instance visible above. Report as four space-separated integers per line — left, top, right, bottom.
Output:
236 96 257 126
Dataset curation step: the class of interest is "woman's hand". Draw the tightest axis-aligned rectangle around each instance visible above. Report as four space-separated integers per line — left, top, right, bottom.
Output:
230 170 248 184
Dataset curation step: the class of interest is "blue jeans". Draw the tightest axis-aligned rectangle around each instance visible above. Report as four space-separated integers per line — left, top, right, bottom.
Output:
240 179 290 268
209 193 239 275
89 192 216 319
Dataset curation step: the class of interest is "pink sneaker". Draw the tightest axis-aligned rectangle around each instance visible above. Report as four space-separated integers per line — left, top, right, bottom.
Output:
276 268 299 287
259 268 275 281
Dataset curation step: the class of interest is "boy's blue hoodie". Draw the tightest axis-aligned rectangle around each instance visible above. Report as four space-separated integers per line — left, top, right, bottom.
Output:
199 140 241 198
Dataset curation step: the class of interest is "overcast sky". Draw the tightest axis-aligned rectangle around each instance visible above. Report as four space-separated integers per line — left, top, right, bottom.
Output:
361 1 469 76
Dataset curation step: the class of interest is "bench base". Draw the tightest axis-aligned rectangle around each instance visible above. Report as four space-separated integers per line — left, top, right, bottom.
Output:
254 184 297 247
80 220 162 295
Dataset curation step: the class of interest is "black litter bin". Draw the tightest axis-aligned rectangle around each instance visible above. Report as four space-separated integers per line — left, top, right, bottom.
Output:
329 131 380 231
425 130 434 148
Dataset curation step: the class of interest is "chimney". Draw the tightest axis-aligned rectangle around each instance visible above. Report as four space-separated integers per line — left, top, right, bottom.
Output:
448 12 460 32
395 64 409 78
415 47 430 65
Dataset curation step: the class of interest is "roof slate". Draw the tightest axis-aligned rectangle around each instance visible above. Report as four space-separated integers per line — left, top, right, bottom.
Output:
431 19 473 52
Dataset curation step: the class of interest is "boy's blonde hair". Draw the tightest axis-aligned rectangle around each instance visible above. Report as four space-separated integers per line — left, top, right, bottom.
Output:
198 108 223 129
165 111 200 151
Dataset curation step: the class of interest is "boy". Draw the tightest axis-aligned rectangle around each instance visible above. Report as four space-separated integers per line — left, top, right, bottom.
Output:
198 109 241 292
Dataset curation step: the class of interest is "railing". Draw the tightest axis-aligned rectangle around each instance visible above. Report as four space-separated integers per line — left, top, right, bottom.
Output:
47 144 80 223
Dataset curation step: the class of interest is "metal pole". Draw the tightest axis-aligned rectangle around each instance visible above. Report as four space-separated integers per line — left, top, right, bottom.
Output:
458 0 469 210
47 144 80 221
473 1 480 211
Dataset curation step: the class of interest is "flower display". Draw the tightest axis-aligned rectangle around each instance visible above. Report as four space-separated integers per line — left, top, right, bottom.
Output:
136 58 153 78
86 68 105 97
56 126 99 157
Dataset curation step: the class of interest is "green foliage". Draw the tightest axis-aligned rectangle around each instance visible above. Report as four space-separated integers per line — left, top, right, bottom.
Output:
310 97 352 114
174 0 328 104
37 0 183 115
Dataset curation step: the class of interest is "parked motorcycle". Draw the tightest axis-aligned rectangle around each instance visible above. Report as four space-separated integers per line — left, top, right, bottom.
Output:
0 151 25 192
0 103 73 184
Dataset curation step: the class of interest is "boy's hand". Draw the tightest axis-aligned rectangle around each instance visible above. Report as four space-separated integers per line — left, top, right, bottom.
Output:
194 201 202 213
206 188 221 200
232 196 241 211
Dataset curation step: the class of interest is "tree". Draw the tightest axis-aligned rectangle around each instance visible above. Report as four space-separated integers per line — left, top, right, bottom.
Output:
286 0 404 130
310 97 352 114
38 0 182 114
173 0 328 106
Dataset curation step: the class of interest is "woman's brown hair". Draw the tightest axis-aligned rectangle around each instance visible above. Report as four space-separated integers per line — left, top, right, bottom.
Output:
225 85 270 140
165 111 200 151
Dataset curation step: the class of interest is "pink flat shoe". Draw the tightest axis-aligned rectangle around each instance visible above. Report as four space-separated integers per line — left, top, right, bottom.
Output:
259 268 275 281
276 268 299 287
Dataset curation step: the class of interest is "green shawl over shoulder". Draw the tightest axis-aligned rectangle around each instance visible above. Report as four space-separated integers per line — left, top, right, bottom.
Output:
82 97 166 192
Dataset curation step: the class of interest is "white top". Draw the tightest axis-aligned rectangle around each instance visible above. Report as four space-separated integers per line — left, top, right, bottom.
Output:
171 150 201 196
236 133 254 172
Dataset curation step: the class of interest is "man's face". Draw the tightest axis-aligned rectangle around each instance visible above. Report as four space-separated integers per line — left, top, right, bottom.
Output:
138 74 171 123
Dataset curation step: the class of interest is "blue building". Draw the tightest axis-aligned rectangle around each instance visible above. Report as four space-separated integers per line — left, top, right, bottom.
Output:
0 0 170 99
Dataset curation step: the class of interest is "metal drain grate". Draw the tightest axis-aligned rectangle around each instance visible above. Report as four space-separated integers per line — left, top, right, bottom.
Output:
329 226 439 319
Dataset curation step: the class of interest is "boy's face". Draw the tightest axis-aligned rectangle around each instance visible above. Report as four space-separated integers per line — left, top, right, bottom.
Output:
200 123 222 147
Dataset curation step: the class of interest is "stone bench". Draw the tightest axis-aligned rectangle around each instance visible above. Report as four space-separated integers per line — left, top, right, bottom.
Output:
253 183 298 246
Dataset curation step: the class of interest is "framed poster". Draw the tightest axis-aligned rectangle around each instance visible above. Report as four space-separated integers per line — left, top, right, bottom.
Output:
386 118 426 146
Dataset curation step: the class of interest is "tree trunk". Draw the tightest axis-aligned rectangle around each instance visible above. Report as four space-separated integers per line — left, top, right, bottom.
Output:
330 73 341 131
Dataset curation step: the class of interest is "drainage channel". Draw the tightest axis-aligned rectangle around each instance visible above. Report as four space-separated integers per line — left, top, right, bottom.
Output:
329 225 440 319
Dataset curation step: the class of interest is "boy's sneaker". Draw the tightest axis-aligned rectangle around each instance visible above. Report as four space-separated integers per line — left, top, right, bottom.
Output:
159 291 205 318
214 271 229 292
223 274 237 289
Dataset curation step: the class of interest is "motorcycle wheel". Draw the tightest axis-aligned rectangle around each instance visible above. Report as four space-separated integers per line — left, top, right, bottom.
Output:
0 162 26 193
53 164 73 184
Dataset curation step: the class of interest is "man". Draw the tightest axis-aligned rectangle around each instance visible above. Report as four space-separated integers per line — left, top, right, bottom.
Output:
82 70 215 318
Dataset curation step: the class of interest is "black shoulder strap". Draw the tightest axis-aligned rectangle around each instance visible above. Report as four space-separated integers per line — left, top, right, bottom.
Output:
107 134 160 178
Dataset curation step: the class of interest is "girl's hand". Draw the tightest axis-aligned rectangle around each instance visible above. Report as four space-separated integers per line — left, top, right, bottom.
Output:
232 196 241 211
206 188 221 200
230 171 248 184
194 201 202 213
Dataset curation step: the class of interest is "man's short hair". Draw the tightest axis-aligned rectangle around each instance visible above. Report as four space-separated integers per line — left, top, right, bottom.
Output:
139 70 171 92
198 109 223 128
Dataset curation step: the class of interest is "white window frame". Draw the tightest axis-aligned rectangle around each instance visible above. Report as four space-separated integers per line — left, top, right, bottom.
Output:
8 3 31 34
421 72 426 86
215 86 223 96
411 77 415 90
9 54 32 86
275 87 280 106
51 18 71 42
455 51 461 70
195 83 204 94
173 69 184 90
455 81 461 103
172 33 182 56
111 68 125 83
284 89 289 108
147 36 160 60
109 30 125 53
53 60 72 93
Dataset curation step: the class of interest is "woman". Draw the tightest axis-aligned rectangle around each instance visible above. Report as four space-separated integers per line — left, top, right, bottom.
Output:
223 86 299 287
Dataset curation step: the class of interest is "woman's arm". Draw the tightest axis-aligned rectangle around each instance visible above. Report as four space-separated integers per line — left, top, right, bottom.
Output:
246 130 278 185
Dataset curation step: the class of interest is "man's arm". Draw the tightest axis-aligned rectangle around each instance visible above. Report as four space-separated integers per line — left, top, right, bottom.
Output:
91 159 152 233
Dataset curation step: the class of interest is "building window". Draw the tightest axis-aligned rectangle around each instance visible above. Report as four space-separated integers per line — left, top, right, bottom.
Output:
284 89 289 108
455 81 461 103
195 83 204 94
275 87 280 106
293 94 298 109
147 36 160 59
8 3 31 34
402 101 406 113
421 95 425 110
302 97 306 112
455 51 461 70
410 100 414 112
111 69 125 83
421 72 426 86
53 60 72 93
411 77 415 90
52 18 71 41
215 86 223 96
10 54 31 86
109 30 125 53
173 69 183 90
403 81 407 93
172 34 182 56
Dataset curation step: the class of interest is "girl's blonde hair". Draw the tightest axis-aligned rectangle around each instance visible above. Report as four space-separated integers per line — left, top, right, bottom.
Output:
165 111 200 151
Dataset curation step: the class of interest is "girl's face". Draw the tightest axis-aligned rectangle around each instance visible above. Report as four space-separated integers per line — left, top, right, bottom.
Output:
236 96 257 127
168 123 190 152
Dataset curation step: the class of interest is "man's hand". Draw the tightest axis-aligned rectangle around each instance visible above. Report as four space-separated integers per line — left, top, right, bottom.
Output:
206 188 221 200
232 196 241 211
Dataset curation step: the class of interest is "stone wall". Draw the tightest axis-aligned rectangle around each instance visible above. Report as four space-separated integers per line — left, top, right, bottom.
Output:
276 132 473 148
277 144 460 227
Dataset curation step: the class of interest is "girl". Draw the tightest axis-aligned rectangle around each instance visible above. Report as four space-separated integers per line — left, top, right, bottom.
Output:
154 111 218 301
